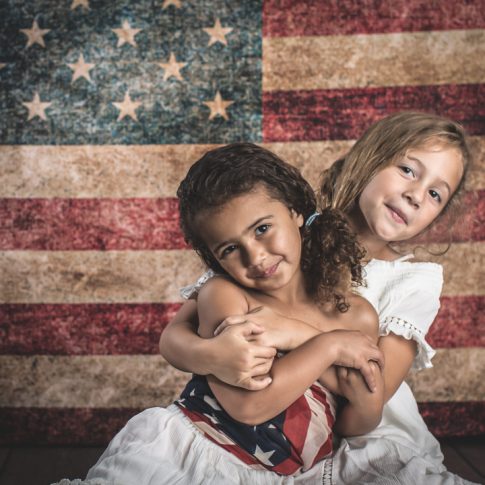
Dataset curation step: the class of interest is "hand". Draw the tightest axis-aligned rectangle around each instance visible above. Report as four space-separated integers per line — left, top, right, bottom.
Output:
209 321 277 391
337 361 383 403
214 306 316 350
328 330 384 392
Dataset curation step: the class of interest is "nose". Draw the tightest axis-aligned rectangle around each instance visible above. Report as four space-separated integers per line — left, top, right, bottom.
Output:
242 241 265 268
403 182 426 208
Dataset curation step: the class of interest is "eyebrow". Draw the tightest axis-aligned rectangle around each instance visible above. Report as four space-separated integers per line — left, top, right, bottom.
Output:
213 215 274 254
406 155 452 196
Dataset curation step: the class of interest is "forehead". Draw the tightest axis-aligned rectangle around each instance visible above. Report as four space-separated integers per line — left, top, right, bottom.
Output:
195 187 286 244
406 144 463 188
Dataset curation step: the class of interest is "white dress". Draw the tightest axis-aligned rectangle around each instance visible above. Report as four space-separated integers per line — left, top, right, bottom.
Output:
54 257 478 485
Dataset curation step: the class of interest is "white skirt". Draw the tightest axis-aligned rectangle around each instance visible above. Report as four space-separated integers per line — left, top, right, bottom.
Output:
56 404 327 485
53 387 478 485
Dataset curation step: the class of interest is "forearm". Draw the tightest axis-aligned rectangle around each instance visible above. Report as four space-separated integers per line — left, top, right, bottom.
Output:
334 398 383 437
159 301 214 375
209 332 339 425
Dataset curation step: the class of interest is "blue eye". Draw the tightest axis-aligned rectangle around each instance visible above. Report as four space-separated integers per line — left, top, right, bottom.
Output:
255 224 270 236
429 190 442 203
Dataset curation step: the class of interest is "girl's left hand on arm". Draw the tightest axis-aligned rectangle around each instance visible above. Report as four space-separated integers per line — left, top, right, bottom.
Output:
334 361 385 436
337 361 384 404
214 306 320 351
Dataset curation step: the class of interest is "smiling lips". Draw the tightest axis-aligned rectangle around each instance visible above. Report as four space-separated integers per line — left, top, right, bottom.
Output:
386 204 408 225
250 261 281 279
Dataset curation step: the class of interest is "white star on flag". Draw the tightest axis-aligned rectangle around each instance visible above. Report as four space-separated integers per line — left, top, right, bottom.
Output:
22 92 52 121
20 20 51 48
158 53 187 81
112 20 142 47
68 54 95 83
162 0 182 8
203 91 233 120
253 445 275 466
112 92 142 121
203 18 233 46
71 0 90 10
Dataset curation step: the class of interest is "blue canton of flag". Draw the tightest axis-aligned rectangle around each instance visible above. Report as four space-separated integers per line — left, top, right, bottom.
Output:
0 0 262 144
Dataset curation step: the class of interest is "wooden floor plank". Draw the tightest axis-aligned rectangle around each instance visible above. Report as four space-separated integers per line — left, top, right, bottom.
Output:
439 439 485 483
0 446 104 485
0 449 10 475
450 437 485 478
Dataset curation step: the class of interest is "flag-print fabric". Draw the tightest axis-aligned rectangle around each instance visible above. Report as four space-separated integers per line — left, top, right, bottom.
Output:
176 375 335 475
0 0 484 445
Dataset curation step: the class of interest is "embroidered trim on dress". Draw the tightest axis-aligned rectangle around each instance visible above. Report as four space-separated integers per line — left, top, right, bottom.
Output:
322 457 333 485
382 316 423 335
379 316 436 370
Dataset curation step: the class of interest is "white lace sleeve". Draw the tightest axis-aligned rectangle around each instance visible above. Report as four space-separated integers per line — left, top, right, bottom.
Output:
379 312 436 371
179 269 216 300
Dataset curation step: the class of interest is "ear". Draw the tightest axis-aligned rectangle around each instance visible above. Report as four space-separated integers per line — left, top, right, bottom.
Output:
291 210 304 228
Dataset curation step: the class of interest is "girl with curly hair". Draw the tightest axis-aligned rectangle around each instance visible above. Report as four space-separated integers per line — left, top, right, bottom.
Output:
81 142 384 484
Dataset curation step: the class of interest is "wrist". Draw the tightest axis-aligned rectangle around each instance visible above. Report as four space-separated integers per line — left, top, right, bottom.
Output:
193 337 216 375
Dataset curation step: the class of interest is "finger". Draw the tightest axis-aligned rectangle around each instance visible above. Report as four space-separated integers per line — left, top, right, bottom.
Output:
250 360 273 376
251 344 277 359
359 363 377 393
242 375 272 391
213 316 248 336
336 366 348 378
370 348 385 370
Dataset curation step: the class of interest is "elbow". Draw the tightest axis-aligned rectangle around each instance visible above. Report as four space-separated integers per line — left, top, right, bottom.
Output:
159 329 169 357
224 401 270 426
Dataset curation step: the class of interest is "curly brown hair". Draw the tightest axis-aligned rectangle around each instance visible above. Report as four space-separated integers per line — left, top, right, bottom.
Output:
177 143 365 311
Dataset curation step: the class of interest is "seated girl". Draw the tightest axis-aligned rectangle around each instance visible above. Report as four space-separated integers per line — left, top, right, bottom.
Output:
81 142 384 484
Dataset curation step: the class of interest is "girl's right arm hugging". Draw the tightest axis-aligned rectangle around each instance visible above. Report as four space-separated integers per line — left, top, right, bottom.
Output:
163 276 383 426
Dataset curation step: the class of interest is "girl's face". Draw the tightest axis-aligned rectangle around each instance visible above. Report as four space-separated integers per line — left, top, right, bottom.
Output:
197 186 305 295
358 144 464 243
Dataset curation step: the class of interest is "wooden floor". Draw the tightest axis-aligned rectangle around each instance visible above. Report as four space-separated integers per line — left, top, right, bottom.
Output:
0 437 484 485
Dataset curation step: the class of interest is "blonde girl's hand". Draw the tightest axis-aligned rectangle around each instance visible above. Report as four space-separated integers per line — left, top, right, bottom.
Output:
210 320 277 391
214 306 319 350
329 330 385 392
337 361 384 403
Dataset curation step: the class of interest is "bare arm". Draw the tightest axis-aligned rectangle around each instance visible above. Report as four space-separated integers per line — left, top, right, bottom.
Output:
159 300 277 390
197 278 383 425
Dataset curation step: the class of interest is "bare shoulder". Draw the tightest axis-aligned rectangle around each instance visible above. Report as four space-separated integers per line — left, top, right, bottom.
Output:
197 275 250 338
345 293 379 340
198 275 247 306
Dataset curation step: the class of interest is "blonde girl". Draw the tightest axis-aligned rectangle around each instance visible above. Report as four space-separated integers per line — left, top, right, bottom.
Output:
161 112 476 484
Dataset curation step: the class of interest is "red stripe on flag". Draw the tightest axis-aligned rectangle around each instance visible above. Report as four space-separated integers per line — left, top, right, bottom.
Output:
428 296 485 349
1 402 483 445
0 198 187 250
1 191 483 250
0 303 181 355
263 84 485 142
418 402 485 437
1 297 482 355
263 0 485 37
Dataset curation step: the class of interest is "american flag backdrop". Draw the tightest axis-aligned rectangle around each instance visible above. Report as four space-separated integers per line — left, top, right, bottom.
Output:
0 0 484 446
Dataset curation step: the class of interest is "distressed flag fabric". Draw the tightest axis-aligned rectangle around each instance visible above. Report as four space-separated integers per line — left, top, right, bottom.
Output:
0 0 484 445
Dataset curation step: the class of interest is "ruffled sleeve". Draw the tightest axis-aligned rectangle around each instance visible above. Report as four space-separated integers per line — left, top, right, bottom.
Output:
179 269 216 300
377 263 443 371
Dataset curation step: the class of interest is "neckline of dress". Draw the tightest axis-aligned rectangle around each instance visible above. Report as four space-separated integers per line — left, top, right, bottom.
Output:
369 253 415 264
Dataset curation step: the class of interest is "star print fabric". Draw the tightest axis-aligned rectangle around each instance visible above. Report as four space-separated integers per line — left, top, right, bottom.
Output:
175 374 336 476
0 1 261 144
